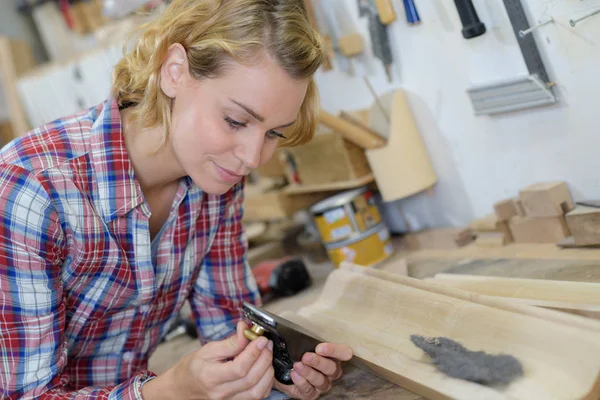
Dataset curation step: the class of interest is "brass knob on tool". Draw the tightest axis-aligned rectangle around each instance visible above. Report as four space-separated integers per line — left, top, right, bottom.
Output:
244 324 265 341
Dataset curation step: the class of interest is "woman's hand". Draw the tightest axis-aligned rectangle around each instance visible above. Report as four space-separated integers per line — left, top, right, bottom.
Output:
142 320 274 400
273 343 353 400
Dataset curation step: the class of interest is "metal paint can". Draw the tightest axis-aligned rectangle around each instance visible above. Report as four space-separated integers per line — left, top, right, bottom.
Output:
310 187 382 245
325 223 393 267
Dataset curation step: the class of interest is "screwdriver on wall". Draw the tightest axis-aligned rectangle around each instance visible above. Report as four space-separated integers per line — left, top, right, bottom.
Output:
402 0 420 25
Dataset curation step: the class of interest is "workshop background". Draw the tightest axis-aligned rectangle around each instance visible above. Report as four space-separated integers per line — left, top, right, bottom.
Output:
3 0 600 399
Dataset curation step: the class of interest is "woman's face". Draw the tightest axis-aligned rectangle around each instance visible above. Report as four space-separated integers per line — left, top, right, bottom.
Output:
161 46 308 195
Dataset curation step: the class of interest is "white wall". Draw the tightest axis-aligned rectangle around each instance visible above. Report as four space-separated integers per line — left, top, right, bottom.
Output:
315 0 600 230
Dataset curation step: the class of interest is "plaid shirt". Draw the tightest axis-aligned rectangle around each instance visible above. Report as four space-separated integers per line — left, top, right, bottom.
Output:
0 99 260 399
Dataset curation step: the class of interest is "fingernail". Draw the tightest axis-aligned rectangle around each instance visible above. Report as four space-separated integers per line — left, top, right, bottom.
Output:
316 344 327 354
305 353 314 362
257 337 268 350
294 362 305 372
267 340 273 351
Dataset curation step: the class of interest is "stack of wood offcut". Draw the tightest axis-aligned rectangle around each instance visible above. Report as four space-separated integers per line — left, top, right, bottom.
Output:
470 181 574 247
564 204 600 248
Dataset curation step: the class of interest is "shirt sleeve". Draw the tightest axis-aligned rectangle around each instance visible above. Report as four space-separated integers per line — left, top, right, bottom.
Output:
190 178 262 342
0 165 156 400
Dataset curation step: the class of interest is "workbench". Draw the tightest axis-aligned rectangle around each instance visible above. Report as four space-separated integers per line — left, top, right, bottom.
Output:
149 243 600 399
263 243 600 399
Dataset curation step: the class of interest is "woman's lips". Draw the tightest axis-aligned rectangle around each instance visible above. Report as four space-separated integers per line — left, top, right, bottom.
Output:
213 162 244 183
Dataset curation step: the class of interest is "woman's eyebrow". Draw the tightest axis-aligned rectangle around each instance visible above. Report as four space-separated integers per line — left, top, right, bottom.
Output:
230 98 295 128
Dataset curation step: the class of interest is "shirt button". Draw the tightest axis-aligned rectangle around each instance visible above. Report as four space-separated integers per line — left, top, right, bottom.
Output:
140 304 150 313
123 351 134 362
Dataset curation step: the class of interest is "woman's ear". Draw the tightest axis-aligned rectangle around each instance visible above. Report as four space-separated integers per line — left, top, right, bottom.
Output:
160 43 188 99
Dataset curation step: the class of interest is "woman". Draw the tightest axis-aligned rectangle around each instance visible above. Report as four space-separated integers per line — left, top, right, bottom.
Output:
0 0 352 399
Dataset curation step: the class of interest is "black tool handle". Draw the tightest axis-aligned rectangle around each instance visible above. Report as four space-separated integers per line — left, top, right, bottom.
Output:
453 0 486 39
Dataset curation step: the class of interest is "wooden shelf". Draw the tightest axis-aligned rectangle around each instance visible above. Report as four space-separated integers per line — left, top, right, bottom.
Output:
283 173 375 195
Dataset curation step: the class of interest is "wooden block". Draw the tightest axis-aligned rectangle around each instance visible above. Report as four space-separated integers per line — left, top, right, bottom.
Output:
454 228 475 247
509 216 570 243
476 232 508 247
468 213 498 232
566 205 600 246
338 33 364 57
494 198 518 221
519 181 574 217
514 198 526 217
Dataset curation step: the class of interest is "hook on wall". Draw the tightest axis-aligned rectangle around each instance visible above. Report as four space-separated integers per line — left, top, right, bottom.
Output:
570 8 600 27
518 17 554 38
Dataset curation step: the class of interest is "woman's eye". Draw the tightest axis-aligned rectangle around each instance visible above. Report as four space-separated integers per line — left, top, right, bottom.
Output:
225 117 246 130
267 130 287 140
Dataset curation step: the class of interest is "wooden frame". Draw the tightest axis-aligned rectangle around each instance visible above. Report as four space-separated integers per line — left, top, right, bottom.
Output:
282 263 600 400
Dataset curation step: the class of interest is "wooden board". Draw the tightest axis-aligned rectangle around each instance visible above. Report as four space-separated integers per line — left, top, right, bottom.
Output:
519 181 574 217
475 232 508 247
428 273 600 319
283 173 375 195
283 263 600 400
566 205 600 246
509 215 570 243
365 89 437 202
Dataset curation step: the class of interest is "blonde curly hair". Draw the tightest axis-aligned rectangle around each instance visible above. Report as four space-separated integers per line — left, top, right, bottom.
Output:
112 0 325 147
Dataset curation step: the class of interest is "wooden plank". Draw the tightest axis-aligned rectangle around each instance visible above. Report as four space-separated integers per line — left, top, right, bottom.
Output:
428 273 600 319
283 263 600 400
0 36 35 139
475 232 508 247
494 198 518 221
408 243 600 261
399 228 463 251
519 181 574 217
566 205 600 246
283 173 375 195
509 215 570 243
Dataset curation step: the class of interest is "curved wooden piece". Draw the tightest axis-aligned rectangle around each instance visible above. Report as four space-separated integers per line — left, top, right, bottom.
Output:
283 263 600 400
365 89 437 202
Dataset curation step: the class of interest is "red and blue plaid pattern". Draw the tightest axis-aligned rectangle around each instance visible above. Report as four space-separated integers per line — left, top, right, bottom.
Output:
0 99 260 399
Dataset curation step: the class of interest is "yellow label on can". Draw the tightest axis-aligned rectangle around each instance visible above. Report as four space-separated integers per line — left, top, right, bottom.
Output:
327 227 393 267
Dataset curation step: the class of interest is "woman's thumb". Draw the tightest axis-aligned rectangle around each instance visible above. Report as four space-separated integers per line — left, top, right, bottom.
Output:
205 320 250 361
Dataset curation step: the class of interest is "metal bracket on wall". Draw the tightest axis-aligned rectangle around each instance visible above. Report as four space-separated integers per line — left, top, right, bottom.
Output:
466 0 557 116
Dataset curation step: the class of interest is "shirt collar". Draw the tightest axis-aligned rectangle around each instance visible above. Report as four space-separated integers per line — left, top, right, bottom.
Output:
89 98 146 223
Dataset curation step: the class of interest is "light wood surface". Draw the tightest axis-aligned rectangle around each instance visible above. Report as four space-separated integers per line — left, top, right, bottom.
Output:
427 273 600 319
566 205 600 246
519 181 574 217
319 109 386 149
0 37 35 139
283 263 600 400
283 173 375 195
365 89 437 202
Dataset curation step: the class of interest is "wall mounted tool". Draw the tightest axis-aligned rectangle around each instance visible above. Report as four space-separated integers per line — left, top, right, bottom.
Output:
358 0 394 82
402 0 420 25
466 0 557 115
453 0 486 39
375 0 397 24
